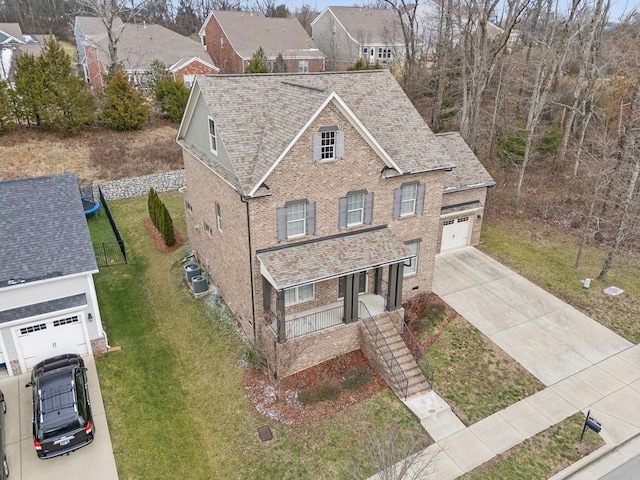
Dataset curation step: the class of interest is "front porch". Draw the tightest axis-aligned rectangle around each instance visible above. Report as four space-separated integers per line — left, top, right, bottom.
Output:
268 293 387 340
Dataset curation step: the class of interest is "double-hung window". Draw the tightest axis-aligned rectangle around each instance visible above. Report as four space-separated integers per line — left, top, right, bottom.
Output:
313 126 344 162
284 284 314 306
277 200 316 241
183 74 196 88
208 116 217 154
404 240 420 276
338 190 374 229
216 203 222 231
298 60 309 73
393 182 426 218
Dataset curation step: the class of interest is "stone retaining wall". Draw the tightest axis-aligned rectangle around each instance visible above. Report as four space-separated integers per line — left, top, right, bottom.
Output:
92 170 186 201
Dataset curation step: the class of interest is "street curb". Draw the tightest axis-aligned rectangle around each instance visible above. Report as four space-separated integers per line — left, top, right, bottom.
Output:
549 432 640 479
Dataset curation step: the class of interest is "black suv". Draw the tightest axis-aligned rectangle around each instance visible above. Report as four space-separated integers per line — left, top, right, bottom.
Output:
26 354 94 459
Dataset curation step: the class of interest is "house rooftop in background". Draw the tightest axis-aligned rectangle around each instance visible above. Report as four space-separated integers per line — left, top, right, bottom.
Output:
74 16 219 90
198 10 325 74
0 23 45 83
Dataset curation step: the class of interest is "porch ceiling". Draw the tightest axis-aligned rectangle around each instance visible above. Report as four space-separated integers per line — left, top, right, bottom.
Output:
257 226 414 290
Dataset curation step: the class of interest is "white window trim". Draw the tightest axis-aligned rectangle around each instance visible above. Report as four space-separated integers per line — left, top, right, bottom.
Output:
204 222 213 237
404 240 420 276
216 203 222 232
400 183 417 217
347 192 365 227
208 116 217 154
286 202 306 238
285 284 315 306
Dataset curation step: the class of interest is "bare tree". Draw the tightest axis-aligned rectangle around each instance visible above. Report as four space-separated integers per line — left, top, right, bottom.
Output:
382 0 421 89
458 0 530 149
77 0 149 71
348 425 436 480
597 75 640 280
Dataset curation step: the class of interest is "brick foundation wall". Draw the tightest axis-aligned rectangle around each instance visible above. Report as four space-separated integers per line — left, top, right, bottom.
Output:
10 360 21 376
91 336 108 355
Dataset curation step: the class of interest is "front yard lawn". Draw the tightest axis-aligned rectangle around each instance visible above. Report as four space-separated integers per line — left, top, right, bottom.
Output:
92 191 429 479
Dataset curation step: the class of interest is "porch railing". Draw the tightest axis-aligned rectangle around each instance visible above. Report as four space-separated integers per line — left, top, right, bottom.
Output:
284 304 344 340
393 310 434 388
360 302 409 400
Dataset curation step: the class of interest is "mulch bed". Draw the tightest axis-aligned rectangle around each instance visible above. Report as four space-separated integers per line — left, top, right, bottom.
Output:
145 217 183 253
243 350 386 425
403 292 458 350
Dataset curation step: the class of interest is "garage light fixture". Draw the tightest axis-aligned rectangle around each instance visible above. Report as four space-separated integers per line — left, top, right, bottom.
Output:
87 313 93 322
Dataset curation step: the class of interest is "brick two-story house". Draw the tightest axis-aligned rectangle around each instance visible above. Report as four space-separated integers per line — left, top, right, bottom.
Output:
177 71 493 390
198 10 325 74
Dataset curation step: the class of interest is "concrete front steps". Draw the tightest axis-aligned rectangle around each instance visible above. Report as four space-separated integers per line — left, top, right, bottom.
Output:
361 312 431 399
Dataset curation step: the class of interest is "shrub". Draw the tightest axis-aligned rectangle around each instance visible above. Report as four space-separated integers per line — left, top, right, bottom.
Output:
242 347 264 369
297 382 341 404
154 76 190 123
102 68 149 131
161 205 176 246
342 366 372 390
147 188 176 247
424 304 447 323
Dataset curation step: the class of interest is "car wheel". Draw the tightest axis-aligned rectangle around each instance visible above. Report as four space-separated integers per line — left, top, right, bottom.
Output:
2 456 8 478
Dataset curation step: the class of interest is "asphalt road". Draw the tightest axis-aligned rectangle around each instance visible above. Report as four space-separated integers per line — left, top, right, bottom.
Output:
600 453 640 480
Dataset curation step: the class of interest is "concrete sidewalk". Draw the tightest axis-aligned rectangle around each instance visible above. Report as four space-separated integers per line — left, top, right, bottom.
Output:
384 247 639 480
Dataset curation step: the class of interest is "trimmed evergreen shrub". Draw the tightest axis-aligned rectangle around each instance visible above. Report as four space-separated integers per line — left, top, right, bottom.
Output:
102 68 149 131
161 205 176 246
342 366 372 390
147 188 176 247
297 382 341 404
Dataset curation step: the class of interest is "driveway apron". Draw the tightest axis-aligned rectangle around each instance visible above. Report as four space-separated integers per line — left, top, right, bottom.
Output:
432 247 632 386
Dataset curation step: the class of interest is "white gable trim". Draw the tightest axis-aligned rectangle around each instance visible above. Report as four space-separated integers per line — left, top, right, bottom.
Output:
169 56 219 73
198 11 214 37
248 90 403 197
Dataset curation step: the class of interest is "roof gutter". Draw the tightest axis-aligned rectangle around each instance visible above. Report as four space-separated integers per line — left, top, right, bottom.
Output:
240 194 257 343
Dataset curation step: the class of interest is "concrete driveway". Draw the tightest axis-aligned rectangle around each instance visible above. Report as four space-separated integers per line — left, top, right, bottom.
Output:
433 247 633 386
0 355 118 480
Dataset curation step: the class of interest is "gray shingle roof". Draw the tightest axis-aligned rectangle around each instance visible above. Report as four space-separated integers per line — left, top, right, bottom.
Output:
322 7 405 45
257 226 413 289
75 16 215 71
436 132 496 192
187 70 456 196
0 23 24 43
0 173 98 288
207 11 324 60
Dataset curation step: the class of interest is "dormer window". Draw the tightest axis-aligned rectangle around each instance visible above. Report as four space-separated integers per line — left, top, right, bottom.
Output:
313 126 344 162
208 116 217 154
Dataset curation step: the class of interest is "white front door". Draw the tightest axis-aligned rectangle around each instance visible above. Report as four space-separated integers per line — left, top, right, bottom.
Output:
441 216 472 252
16 315 88 369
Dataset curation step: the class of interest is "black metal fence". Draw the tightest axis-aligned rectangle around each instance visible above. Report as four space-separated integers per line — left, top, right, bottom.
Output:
93 187 127 267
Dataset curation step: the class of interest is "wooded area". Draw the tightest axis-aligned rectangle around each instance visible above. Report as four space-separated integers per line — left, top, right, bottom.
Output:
1 0 639 277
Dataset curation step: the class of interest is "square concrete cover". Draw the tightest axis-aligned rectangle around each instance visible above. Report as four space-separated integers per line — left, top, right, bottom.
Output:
437 428 495 473
497 399 552 438
524 388 578 424
468 412 525 454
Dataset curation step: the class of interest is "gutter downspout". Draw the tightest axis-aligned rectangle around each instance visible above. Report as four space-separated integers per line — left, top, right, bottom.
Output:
241 195 257 343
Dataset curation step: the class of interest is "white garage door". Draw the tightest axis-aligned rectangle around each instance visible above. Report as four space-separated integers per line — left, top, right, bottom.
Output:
441 216 472 252
16 315 88 369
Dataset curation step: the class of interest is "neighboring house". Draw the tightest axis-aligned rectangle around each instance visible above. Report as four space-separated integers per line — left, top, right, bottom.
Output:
0 23 44 84
74 16 219 90
311 7 406 71
198 10 325 74
0 173 108 376
176 70 493 387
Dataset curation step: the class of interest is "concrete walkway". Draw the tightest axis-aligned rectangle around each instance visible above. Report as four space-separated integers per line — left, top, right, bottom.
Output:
386 247 640 479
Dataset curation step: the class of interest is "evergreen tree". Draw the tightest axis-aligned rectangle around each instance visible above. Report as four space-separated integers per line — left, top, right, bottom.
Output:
142 60 169 90
245 47 269 74
272 53 287 73
155 76 190 123
102 68 149 131
0 79 13 133
12 36 95 135
161 204 176 246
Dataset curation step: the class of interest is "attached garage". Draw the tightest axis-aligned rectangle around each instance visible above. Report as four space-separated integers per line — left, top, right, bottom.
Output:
0 174 108 376
441 216 473 252
15 315 89 369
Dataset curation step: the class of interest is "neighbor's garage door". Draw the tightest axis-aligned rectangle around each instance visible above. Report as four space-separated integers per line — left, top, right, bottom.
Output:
16 315 88 369
441 216 472 252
